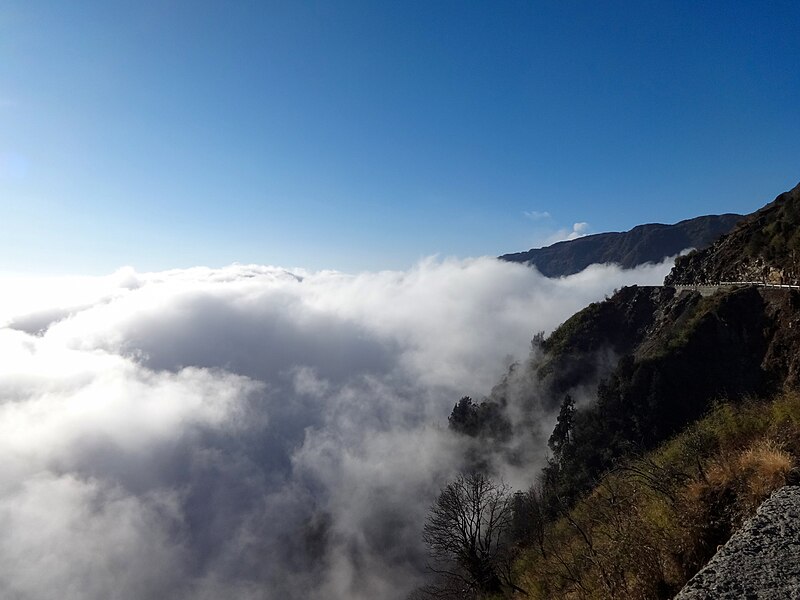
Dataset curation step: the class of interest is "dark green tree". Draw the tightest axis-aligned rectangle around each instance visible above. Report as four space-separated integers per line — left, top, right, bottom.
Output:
448 396 480 436
548 394 575 459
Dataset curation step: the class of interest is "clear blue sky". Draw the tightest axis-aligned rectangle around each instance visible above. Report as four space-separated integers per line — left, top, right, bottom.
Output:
2 1 799 274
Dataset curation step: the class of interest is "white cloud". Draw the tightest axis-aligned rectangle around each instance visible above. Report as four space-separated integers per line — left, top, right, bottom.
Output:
0 257 675 599
523 210 551 221
568 221 590 238
539 221 591 246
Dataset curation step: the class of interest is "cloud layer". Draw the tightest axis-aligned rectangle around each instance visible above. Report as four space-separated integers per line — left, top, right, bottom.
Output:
0 257 674 599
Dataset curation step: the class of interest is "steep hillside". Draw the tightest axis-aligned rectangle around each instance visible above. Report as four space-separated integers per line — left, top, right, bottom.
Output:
471 185 800 504
515 392 800 600
431 182 800 599
500 214 742 277
667 182 800 285
452 281 800 502
539 285 800 501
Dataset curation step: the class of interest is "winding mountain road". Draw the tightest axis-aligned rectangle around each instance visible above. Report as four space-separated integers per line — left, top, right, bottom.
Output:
672 282 800 297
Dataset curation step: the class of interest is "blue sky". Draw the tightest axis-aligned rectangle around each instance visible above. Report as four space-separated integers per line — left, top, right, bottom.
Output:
1 1 799 274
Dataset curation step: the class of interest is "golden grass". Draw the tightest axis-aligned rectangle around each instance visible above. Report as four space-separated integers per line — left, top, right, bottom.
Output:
738 439 792 503
515 392 800 600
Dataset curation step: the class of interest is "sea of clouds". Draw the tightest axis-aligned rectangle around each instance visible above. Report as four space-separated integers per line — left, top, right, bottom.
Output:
0 256 673 599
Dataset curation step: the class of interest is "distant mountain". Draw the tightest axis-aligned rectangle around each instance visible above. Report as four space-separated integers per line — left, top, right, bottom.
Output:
500 214 743 277
666 182 800 285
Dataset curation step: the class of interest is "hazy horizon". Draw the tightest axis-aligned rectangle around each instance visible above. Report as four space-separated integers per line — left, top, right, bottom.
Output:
0 256 676 599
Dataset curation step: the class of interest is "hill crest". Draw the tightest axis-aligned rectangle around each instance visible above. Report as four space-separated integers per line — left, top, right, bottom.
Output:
500 214 743 277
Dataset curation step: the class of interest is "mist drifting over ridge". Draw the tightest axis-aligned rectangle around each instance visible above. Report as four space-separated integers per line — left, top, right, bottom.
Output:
0 256 674 599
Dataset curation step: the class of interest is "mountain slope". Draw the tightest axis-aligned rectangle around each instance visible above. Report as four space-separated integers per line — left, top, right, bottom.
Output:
666 182 800 285
435 181 800 599
448 279 800 597
500 214 743 277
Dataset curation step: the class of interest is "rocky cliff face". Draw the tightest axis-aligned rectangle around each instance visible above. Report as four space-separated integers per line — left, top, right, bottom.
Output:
666 182 800 285
515 282 800 409
500 214 742 277
676 486 800 599
547 286 800 489
461 281 800 504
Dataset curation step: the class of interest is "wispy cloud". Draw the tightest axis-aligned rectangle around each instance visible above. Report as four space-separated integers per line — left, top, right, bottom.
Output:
524 210 551 221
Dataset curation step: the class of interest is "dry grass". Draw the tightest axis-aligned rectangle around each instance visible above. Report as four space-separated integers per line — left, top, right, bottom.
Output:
684 438 792 520
738 439 792 504
515 393 800 600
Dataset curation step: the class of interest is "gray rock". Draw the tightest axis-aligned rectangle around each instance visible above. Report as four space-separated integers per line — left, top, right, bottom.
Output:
675 486 800 599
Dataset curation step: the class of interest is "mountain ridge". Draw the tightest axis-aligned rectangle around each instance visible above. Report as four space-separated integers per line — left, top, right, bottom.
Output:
500 213 743 277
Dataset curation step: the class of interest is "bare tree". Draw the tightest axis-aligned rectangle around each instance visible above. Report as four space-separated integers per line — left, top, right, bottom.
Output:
420 472 527 598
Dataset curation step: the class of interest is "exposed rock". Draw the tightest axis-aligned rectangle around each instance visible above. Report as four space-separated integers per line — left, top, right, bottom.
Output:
675 486 800 599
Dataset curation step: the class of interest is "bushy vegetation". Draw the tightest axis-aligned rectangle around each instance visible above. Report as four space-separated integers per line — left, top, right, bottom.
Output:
513 392 800 599
746 197 800 264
